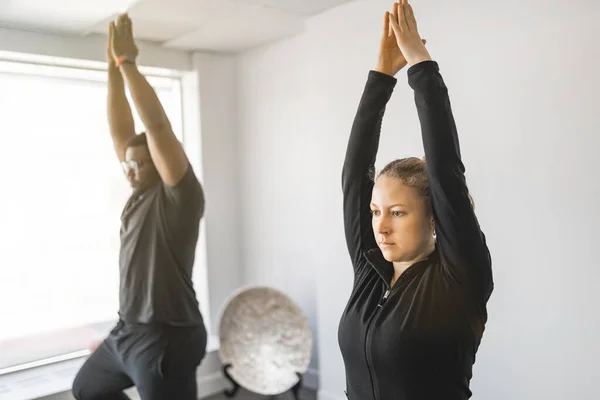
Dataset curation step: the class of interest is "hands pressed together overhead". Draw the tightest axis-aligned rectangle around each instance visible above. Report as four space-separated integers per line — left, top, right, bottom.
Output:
108 13 139 66
377 0 432 77
108 2 428 75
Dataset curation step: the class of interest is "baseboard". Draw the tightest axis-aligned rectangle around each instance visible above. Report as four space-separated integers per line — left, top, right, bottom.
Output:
197 371 228 399
317 389 345 400
302 368 319 391
198 367 319 398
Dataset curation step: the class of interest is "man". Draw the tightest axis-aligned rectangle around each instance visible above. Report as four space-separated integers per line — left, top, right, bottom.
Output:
72 14 207 400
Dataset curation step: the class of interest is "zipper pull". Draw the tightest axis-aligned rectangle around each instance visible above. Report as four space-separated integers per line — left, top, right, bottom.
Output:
383 289 390 301
378 289 390 307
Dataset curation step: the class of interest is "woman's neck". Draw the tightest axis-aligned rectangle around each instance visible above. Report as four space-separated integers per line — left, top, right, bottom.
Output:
391 242 435 286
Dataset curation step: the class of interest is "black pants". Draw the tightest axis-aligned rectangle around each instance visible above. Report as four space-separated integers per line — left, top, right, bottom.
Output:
72 320 207 400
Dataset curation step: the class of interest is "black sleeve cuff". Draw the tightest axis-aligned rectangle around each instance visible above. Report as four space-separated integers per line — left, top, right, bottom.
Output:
407 60 439 75
407 60 441 90
367 70 398 86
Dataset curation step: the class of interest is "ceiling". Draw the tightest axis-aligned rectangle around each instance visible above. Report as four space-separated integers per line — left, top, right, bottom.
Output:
0 0 355 53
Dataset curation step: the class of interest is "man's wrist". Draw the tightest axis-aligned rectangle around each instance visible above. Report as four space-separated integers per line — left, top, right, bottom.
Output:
108 63 124 79
115 53 137 68
119 62 137 73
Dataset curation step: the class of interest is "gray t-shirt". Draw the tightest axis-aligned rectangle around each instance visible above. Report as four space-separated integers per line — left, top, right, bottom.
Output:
118 164 205 325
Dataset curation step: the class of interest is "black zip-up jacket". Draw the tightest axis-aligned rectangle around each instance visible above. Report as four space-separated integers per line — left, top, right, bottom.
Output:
338 61 493 400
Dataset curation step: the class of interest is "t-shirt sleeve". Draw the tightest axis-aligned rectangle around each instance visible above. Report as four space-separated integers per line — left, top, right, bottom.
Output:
162 163 205 220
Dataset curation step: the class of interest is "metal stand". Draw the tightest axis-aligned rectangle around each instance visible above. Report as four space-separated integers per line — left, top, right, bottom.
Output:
222 364 241 398
222 363 303 400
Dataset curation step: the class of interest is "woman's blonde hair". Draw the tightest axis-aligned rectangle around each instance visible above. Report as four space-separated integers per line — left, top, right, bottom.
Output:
376 156 474 212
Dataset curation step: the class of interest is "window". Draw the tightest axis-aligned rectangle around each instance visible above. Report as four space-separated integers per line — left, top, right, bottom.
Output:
0 60 208 371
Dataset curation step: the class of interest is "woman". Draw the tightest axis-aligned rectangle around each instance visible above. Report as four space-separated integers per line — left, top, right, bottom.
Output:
338 1 493 399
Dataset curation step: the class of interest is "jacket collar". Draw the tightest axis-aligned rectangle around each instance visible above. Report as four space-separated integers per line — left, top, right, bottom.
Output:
364 248 394 286
363 246 439 288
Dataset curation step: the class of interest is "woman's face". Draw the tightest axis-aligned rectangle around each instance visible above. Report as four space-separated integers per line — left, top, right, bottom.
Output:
371 175 434 263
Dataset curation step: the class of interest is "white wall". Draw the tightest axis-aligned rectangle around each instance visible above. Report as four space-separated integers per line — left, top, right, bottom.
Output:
237 0 600 399
237 32 321 378
192 52 244 334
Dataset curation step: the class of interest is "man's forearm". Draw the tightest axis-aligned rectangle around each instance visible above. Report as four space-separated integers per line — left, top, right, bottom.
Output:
108 64 135 150
119 63 171 134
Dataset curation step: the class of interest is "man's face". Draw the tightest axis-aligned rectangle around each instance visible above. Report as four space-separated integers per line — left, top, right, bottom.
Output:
121 145 158 190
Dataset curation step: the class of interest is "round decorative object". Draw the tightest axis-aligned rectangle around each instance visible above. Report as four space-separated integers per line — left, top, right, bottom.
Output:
218 286 312 395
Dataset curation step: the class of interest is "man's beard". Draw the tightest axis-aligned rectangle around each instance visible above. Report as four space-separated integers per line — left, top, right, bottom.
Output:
129 179 141 189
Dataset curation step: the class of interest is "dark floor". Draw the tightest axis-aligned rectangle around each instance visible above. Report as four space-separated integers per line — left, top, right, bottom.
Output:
206 387 316 400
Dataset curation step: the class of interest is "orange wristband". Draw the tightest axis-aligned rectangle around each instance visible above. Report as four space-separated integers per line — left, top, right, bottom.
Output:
115 56 125 67
115 54 136 68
